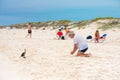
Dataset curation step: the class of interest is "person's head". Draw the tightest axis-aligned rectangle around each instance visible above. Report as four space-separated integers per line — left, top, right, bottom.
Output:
68 31 75 38
26 22 31 26
96 30 99 32
59 29 61 31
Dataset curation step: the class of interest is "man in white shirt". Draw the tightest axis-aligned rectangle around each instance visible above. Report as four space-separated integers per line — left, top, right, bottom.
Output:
68 31 91 57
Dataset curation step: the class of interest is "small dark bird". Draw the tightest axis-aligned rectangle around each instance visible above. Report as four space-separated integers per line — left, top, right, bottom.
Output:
20 49 26 58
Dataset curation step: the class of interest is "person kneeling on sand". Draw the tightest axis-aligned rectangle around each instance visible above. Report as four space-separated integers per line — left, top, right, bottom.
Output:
68 31 91 57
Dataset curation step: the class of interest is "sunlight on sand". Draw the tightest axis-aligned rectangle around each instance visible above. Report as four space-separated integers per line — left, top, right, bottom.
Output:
0 28 120 80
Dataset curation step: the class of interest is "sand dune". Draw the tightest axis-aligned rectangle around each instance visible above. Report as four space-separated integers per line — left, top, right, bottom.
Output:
0 28 120 80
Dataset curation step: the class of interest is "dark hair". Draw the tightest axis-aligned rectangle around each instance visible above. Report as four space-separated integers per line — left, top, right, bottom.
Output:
96 30 99 32
59 29 61 31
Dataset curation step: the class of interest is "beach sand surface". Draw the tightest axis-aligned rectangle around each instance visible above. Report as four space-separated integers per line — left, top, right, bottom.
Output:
0 28 120 80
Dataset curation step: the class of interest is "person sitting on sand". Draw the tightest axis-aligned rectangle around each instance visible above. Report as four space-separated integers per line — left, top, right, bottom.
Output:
26 23 32 38
65 27 70 35
94 30 100 43
56 29 65 40
68 31 91 57
99 33 107 42
100 34 107 39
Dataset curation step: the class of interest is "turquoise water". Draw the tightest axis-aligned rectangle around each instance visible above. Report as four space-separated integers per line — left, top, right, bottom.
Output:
0 0 120 25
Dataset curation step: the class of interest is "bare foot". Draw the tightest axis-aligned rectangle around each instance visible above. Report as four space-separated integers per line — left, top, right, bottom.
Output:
76 53 91 57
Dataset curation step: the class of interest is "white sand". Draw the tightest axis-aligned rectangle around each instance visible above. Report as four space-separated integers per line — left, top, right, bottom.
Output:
0 28 120 80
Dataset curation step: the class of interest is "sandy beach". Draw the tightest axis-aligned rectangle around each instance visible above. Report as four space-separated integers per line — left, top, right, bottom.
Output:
0 27 120 80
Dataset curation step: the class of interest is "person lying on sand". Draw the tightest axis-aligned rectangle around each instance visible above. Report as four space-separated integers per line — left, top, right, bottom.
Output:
68 31 91 57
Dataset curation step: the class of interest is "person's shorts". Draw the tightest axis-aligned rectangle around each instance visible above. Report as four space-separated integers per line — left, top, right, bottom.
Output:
79 48 88 53
28 30 32 33
61 36 65 40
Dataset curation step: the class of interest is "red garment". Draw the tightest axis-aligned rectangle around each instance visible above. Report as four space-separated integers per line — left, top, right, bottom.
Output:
57 31 63 37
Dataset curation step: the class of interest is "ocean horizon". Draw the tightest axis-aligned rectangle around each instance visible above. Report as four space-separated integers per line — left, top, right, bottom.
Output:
0 0 120 26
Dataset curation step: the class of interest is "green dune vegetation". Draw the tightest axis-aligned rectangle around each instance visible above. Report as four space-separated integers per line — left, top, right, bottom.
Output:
6 17 120 30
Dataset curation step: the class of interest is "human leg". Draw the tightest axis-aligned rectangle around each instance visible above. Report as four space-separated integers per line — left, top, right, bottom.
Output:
77 52 91 57
30 33 32 38
25 34 29 38
95 38 99 43
77 48 91 57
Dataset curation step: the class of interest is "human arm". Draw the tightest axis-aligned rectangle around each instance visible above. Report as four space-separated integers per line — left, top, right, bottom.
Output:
71 44 78 55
